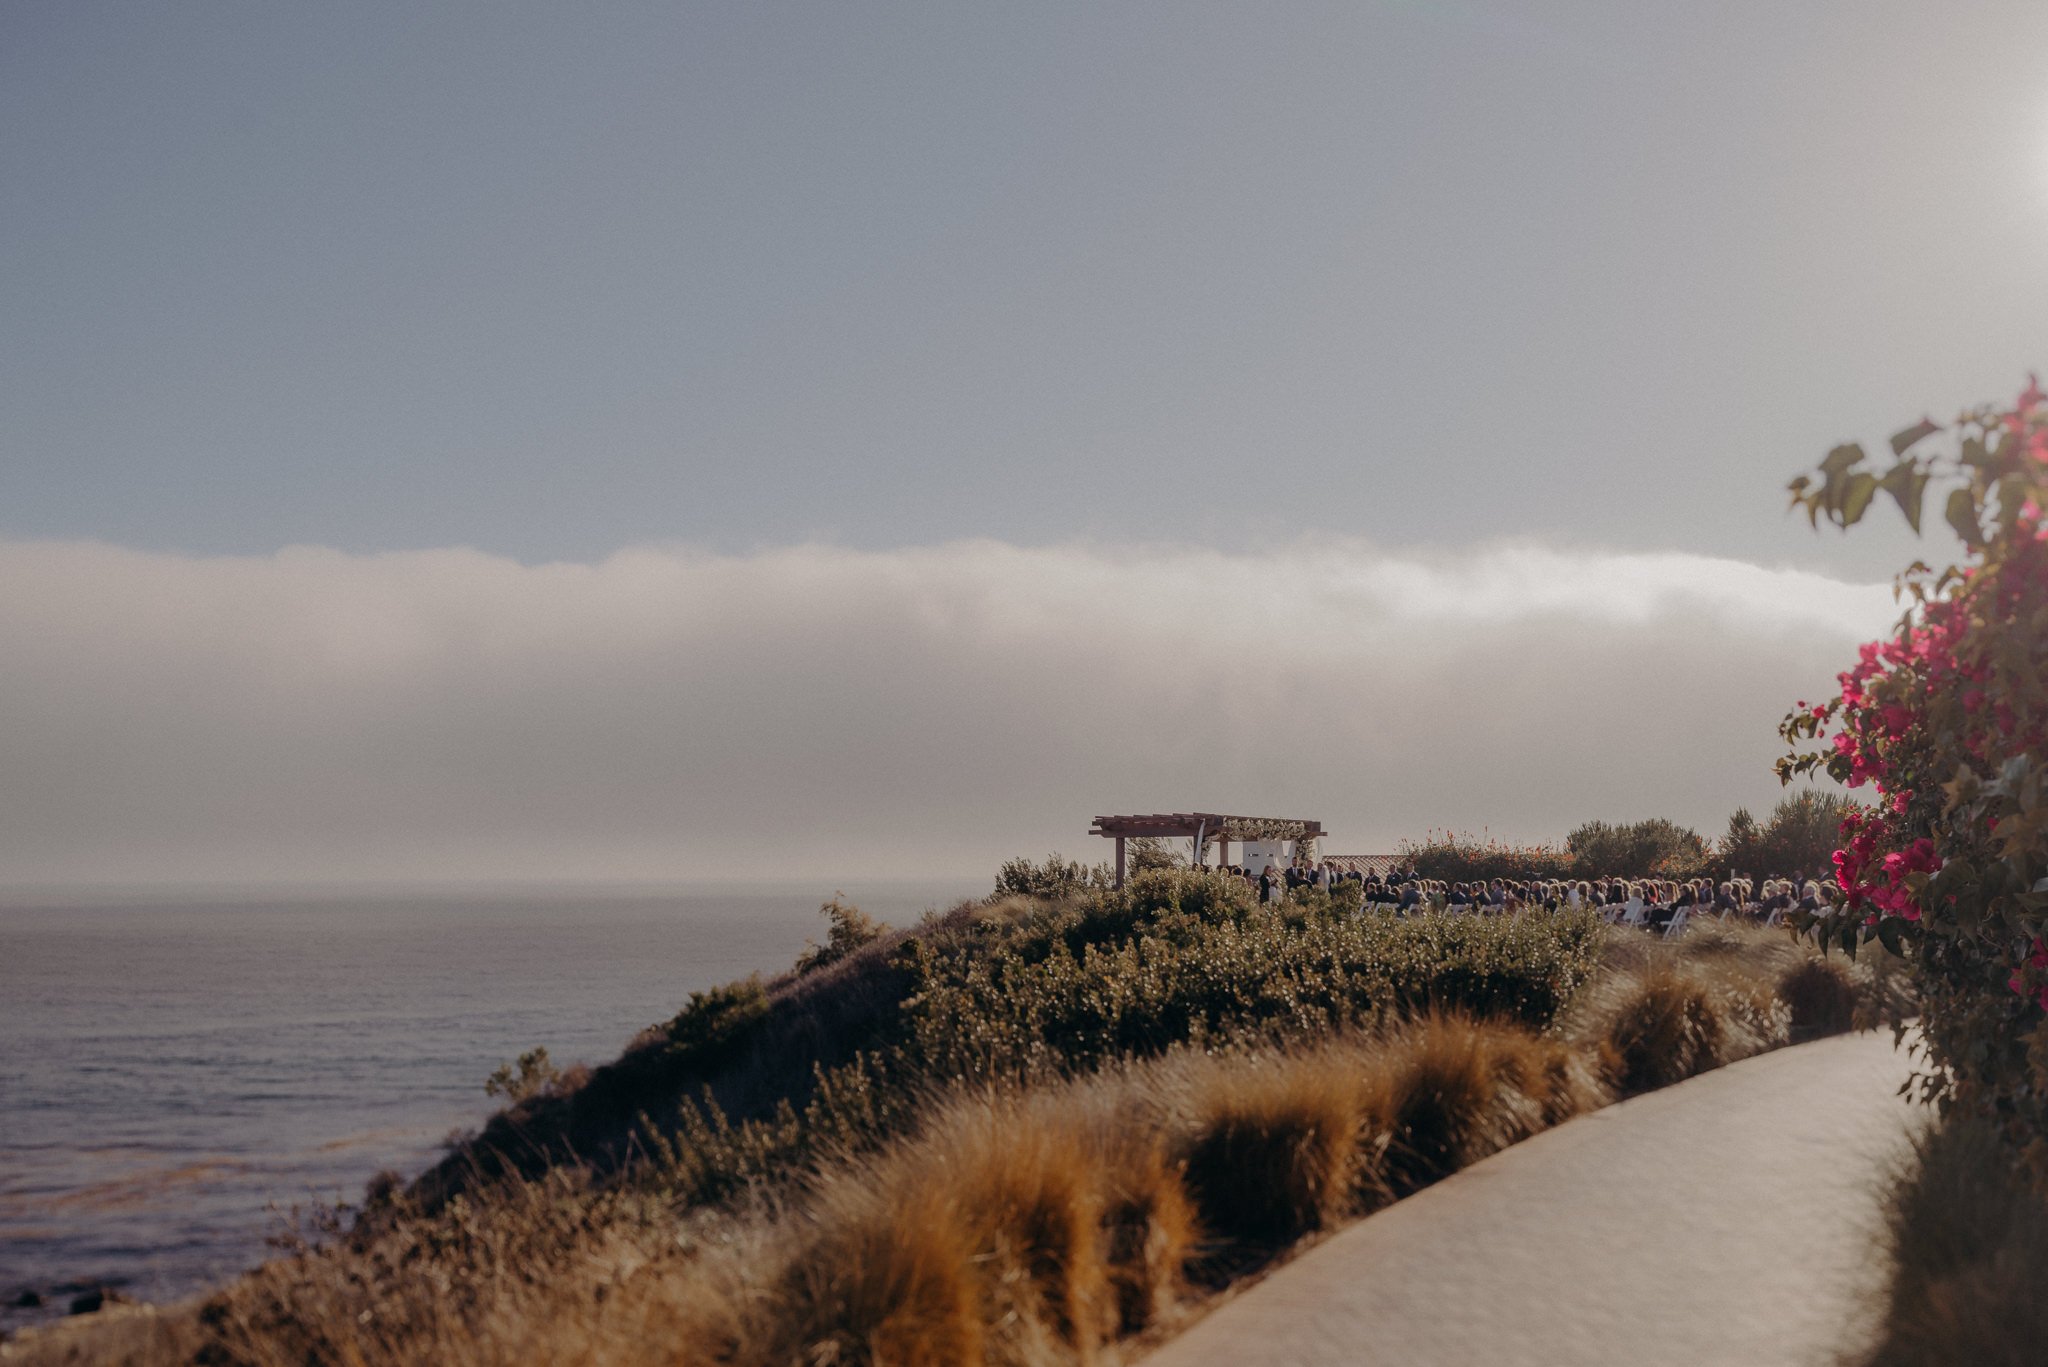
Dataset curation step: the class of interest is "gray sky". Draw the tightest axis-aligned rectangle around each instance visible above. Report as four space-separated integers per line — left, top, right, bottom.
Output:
3 3 2045 885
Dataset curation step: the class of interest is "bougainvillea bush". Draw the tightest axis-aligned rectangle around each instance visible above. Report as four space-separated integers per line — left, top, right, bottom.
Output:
1783 376 2048 1168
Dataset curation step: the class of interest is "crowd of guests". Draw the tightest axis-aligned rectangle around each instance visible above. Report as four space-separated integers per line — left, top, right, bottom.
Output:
1213 861 1830 932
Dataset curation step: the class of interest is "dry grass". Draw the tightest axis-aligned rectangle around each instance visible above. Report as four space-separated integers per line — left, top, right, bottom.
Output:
1579 920 1909 1097
5 918 1907 1367
673 1014 1614 1366
1595 966 1729 1095
5 1019 1618 1366
1182 1055 1362 1247
1856 1115 2048 1367
1779 956 1861 1041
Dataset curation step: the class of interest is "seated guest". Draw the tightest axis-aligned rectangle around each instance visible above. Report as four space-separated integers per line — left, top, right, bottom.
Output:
1643 884 1684 931
1622 884 1646 925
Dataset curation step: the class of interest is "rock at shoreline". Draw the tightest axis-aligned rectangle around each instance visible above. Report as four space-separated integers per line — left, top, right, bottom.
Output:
67 1288 125 1316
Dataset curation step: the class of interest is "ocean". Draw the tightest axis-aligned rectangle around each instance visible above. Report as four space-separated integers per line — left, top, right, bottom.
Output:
0 881 977 1326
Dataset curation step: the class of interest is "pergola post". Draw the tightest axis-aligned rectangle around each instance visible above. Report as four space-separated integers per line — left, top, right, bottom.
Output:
1114 835 1126 889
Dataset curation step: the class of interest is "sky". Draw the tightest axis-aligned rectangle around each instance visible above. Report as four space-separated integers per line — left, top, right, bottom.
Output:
3 2 2045 886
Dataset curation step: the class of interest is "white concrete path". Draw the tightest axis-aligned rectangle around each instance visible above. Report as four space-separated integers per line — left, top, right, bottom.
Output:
1147 1030 1921 1367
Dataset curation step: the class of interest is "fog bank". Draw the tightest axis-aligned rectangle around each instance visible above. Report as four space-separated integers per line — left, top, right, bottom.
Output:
0 536 1895 886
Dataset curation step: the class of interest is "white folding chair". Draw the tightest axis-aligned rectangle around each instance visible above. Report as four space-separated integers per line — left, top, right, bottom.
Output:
1662 908 1689 941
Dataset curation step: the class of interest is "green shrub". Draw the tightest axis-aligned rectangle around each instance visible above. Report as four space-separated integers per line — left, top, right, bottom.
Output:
794 895 887 976
619 875 1603 1213
484 1047 560 1102
895 890 1605 1082
991 853 1113 901
663 977 771 1068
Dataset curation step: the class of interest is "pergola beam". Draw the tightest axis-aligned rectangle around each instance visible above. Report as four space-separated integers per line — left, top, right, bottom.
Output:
1089 813 1324 839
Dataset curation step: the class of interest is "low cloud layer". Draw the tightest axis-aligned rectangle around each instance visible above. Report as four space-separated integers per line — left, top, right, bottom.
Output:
0 536 1896 887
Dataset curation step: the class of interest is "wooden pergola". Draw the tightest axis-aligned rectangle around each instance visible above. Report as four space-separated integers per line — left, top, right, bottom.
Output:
1089 812 1326 888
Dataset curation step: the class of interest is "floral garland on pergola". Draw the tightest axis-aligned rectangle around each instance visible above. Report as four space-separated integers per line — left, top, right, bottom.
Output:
1209 819 1319 868
1218 818 1311 843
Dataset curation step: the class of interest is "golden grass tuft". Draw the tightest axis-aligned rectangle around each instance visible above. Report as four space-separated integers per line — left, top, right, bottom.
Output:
1779 955 1860 1041
1182 1055 1362 1247
739 1089 1146 1367
1598 966 1726 1096
777 1180 989 1367
1095 1119 1198 1337
1361 1016 1604 1195
1366 1015 1507 1192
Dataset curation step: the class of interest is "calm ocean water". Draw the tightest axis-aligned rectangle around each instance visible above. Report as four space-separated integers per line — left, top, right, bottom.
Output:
0 882 976 1325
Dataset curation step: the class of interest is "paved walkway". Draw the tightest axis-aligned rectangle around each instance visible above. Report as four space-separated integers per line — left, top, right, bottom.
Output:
1148 1030 1922 1367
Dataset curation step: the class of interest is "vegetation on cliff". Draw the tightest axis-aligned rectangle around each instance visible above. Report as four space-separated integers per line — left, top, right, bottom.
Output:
12 868 1910 1367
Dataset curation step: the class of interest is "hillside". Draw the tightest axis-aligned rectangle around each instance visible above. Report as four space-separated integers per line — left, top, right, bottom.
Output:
10 869 1911 1365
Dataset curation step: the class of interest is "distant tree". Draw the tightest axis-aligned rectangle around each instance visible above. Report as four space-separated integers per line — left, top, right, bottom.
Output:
1398 829 1572 883
1719 790 1864 879
1565 818 1710 879
1723 807 1761 863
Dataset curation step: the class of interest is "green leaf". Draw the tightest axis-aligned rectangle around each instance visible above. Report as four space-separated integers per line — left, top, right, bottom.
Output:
1993 473 2038 534
1840 471 1879 525
1945 487 1983 548
1890 417 1941 457
1876 915 1907 956
1955 890 1982 937
1820 443 1866 477
1876 460 1928 534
